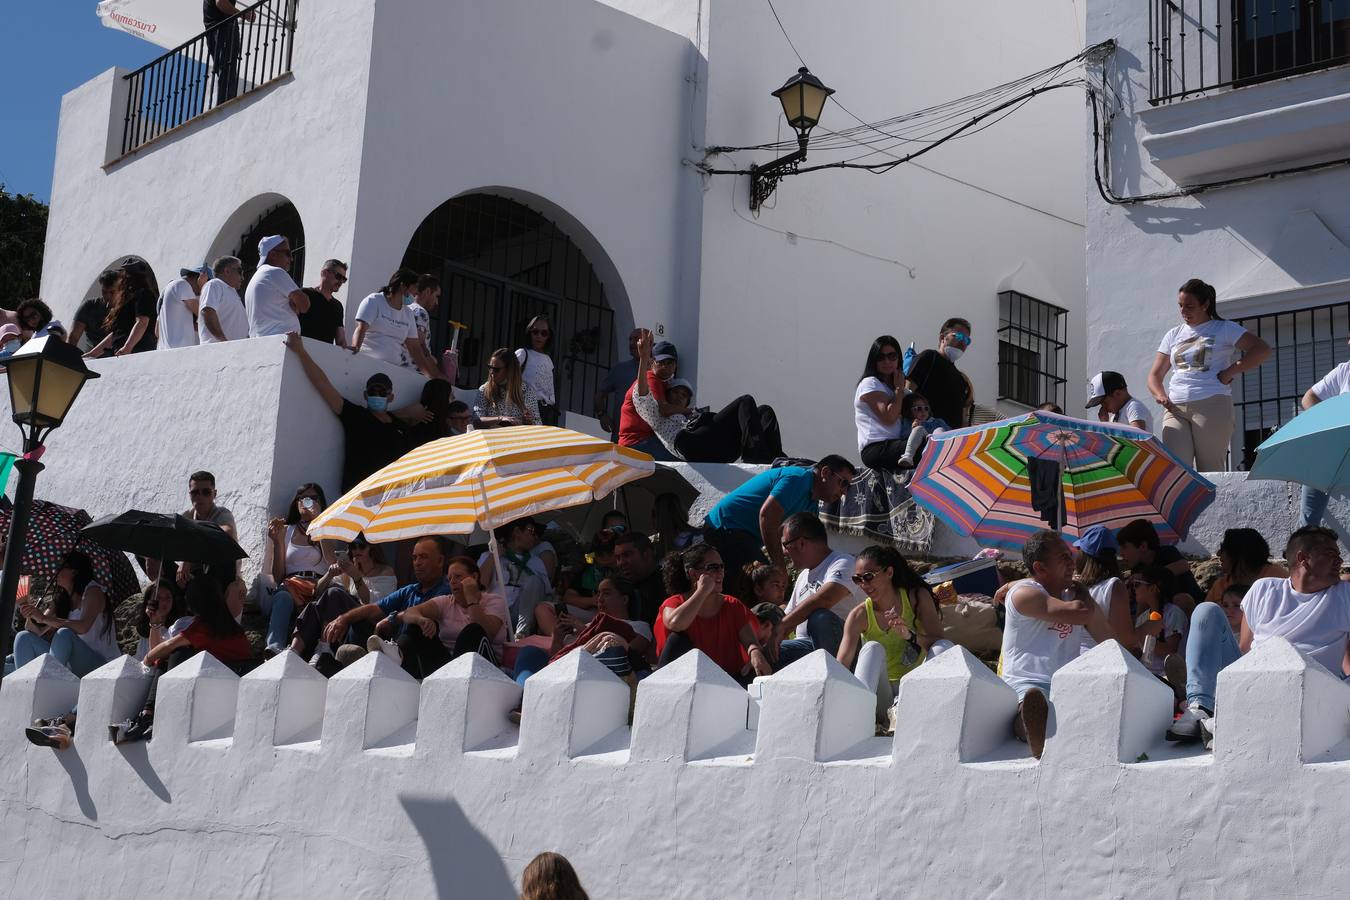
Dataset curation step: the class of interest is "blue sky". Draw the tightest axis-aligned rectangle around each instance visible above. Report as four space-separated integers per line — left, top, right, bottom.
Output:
1 5 160 201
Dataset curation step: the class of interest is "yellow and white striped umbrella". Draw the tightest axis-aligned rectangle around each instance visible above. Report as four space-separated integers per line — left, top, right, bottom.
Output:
307 426 654 543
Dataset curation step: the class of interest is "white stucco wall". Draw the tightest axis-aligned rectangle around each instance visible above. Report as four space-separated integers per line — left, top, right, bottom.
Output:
693 0 1088 459
3 636 1348 896
40 2 380 323
0 338 426 581
1085 2 1350 459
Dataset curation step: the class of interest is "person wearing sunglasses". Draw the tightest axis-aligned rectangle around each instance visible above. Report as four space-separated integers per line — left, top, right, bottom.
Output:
261 482 337 656
350 268 442 380
298 259 350 347
906 316 975 430
474 348 541 428
854 335 909 471
777 513 864 667
653 544 771 682
516 315 559 426
245 235 310 338
179 470 245 621
837 545 945 725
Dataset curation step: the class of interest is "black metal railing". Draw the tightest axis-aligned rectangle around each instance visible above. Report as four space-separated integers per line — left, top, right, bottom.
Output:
1149 0 1350 104
1234 300 1350 469
997 290 1068 410
120 0 297 157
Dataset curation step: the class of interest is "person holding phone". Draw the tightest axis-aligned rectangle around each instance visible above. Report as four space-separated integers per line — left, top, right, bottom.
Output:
291 535 397 663
260 483 336 656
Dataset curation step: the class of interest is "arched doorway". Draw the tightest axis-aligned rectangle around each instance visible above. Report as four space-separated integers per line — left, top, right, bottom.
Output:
402 193 619 416
72 255 157 351
208 194 306 286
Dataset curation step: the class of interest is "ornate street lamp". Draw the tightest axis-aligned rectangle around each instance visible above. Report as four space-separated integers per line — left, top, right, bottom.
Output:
0 336 100 676
750 66 835 211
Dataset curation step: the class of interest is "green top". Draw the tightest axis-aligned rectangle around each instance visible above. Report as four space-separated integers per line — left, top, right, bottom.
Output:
861 589 922 683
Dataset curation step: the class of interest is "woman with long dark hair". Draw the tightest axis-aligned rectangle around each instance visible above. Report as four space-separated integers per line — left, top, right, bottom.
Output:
1147 278 1270 471
1204 527 1285 603
261 482 336 655
854 335 909 471
474 347 540 427
516 314 559 425
407 377 456 447
653 544 770 682
88 259 158 357
12 550 119 676
292 534 398 664
134 580 192 659
837 545 945 722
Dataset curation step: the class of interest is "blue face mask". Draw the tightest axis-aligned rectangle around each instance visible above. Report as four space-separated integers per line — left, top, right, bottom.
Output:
404 293 417 306
367 395 389 413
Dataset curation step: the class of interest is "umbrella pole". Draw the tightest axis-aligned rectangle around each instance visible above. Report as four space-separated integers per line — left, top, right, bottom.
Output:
489 534 514 640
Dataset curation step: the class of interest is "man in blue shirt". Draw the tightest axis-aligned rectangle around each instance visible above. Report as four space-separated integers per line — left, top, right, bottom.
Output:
321 536 452 654
704 455 856 599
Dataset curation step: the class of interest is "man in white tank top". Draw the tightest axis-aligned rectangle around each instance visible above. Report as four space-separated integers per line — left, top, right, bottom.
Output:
1002 530 1113 758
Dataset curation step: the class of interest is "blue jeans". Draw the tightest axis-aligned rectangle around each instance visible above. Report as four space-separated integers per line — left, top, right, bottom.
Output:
260 588 297 653
777 608 846 668
13 628 112 677
1184 602 1241 711
1302 485 1331 528
513 645 551 686
632 436 677 462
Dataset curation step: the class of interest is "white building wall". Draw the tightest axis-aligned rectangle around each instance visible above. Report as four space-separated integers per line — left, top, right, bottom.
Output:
39 2 381 321
1085 2 1350 468
693 0 1088 459
3 638 1349 897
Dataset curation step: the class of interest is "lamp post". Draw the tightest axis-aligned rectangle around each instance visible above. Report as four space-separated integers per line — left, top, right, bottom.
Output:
0 336 100 675
750 66 835 211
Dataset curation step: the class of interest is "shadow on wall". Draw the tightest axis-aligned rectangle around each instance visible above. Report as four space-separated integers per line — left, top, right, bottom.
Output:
401 794 516 900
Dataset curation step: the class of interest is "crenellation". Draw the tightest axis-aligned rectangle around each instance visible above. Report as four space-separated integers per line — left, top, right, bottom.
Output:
232 650 326 751
892 645 1019 765
321 651 420 754
72 655 152 755
416 652 522 757
755 649 875 763
516 649 630 761
153 652 240 746
630 650 749 763
1045 640 1174 766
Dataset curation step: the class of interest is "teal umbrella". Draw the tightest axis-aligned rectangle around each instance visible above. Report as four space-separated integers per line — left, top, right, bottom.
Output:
1248 392 1350 491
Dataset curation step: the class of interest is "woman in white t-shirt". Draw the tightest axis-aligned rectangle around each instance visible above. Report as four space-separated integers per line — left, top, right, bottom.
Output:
1147 278 1270 471
515 315 559 426
12 551 120 676
853 335 910 471
351 269 432 375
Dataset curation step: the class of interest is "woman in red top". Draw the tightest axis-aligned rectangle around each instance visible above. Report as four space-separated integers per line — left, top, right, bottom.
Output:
654 544 772 683
113 578 255 744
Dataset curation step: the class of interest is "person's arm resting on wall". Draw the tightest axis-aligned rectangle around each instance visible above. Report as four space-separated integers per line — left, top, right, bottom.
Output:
284 333 344 415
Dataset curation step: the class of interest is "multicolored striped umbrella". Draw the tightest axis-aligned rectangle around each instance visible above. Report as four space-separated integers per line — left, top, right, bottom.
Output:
307 426 655 543
908 410 1215 550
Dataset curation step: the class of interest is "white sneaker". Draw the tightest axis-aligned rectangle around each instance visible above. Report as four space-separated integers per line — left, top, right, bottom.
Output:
1165 703 1211 744
367 634 402 664
1199 714 1216 751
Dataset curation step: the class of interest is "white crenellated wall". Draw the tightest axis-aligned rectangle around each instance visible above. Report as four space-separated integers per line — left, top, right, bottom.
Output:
3 637 1349 896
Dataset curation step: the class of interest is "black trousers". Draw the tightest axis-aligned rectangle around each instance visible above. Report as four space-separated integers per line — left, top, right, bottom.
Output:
141 646 255 716
861 438 908 471
396 622 497 679
657 632 752 686
205 22 242 105
677 396 784 464
293 586 373 659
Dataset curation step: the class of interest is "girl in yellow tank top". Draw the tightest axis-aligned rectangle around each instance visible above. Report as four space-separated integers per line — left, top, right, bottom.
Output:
837 545 945 681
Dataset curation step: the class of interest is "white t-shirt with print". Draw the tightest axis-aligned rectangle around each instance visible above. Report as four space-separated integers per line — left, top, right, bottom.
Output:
246 264 303 337
516 348 557 406
1157 319 1250 403
854 377 904 453
156 278 200 349
355 293 417 368
1242 576 1350 676
1113 397 1154 434
199 279 249 343
406 301 433 358
785 549 863 638
1310 361 1350 402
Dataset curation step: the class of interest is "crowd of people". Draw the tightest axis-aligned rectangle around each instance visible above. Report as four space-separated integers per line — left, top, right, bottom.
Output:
8 254 1349 763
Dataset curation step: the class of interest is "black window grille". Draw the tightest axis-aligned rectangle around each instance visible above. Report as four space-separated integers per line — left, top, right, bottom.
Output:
998 291 1068 409
401 194 616 417
1149 0 1350 105
1235 300 1350 469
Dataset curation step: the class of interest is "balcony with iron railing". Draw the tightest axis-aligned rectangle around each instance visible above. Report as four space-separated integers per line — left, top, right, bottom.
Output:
116 0 298 159
1148 0 1350 104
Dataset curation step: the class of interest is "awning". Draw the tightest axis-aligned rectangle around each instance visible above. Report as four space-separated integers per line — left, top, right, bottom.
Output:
96 0 207 52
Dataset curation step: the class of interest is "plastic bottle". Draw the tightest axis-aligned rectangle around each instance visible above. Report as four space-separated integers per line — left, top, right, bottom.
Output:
1140 610 1163 667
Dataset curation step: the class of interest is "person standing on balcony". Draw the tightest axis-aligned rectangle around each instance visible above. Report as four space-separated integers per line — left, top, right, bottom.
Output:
905 317 975 430
156 264 211 350
68 271 117 352
246 235 310 338
350 268 441 379
204 0 254 106
517 315 559 426
86 257 158 358
299 259 349 347
1148 278 1271 472
1299 344 1350 526
198 256 249 343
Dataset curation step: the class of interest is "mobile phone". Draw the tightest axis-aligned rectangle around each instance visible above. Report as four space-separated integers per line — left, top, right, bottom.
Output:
553 600 568 616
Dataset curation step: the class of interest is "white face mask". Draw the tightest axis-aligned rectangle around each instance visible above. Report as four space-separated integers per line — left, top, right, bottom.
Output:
942 345 964 364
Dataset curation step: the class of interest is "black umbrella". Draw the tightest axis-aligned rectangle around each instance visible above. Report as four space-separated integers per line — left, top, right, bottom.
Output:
81 510 247 564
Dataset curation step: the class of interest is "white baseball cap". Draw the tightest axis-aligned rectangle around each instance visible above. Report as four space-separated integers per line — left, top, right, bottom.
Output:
258 235 288 258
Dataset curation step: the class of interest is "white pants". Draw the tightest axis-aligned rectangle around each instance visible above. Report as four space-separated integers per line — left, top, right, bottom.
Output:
855 639 956 722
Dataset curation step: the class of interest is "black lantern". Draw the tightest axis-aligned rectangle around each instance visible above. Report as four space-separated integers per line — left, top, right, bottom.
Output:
751 67 835 211
0 336 99 679
5 335 100 452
